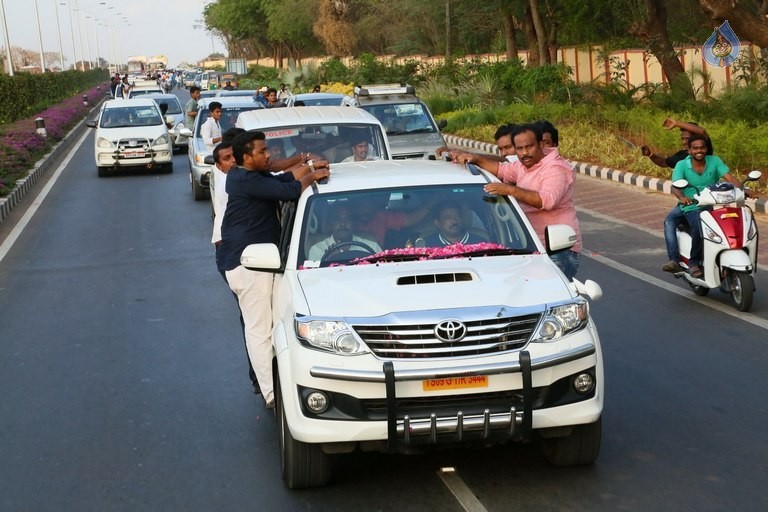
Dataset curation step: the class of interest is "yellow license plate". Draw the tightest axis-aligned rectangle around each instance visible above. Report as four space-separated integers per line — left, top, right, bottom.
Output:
422 375 488 391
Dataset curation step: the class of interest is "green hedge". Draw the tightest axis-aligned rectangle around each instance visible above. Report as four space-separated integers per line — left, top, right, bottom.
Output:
0 69 107 125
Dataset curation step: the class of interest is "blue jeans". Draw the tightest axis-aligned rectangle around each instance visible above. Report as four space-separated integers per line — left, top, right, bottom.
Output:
550 249 580 280
664 205 703 266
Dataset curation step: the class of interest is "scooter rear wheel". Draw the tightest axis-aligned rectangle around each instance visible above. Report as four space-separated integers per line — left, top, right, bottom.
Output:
730 272 754 312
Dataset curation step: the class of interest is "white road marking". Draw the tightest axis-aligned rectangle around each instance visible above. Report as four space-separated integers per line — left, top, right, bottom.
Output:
438 467 489 512
583 250 768 330
0 129 90 264
578 206 665 239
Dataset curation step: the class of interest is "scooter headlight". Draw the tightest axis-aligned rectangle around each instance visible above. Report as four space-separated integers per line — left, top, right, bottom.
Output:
702 219 722 244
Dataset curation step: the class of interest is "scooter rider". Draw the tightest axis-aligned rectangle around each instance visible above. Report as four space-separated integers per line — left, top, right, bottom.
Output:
662 134 745 278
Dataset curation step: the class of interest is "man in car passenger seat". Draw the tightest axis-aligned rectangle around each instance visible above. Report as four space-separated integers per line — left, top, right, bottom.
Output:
341 135 381 162
421 203 487 247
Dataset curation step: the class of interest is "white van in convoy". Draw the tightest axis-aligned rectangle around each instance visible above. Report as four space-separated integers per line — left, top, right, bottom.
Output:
238 158 605 489
234 106 391 164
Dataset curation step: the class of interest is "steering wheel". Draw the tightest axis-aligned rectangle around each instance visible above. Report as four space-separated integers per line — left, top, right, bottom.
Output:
321 240 378 263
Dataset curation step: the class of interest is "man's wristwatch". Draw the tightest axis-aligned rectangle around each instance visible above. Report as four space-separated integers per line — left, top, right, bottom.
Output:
307 159 315 172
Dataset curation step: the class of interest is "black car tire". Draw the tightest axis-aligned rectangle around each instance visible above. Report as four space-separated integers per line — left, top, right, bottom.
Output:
275 368 331 489
540 417 601 466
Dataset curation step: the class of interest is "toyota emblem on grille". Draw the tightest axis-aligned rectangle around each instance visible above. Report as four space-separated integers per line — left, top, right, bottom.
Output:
435 320 467 342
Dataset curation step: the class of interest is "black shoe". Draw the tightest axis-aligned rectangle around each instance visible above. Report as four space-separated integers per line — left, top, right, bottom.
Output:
252 381 262 395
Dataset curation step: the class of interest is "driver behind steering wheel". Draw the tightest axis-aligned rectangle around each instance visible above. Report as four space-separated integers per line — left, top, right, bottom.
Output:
308 203 382 261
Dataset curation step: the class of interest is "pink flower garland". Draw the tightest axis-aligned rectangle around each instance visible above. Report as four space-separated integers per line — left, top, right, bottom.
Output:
352 242 509 265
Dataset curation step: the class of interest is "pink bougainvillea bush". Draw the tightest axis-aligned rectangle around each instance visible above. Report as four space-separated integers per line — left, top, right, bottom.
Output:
0 85 106 197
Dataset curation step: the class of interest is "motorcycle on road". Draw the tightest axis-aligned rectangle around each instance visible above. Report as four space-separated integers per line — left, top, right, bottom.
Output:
670 170 762 311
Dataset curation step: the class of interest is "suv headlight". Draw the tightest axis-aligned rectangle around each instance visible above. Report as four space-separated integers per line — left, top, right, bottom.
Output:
532 299 589 342
295 318 369 355
195 152 209 164
152 134 169 146
96 137 115 149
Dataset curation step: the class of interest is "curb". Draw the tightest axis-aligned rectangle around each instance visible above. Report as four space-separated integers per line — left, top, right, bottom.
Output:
443 134 768 215
0 103 101 225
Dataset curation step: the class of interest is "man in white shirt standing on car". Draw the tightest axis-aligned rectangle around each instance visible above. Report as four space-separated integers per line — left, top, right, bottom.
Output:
201 101 223 152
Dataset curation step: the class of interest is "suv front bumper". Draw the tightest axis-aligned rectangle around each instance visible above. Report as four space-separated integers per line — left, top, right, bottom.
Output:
277 325 603 448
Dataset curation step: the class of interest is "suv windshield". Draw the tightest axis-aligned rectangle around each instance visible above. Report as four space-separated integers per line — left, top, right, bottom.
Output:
261 123 388 164
152 98 182 115
362 102 437 136
299 184 538 268
100 106 162 128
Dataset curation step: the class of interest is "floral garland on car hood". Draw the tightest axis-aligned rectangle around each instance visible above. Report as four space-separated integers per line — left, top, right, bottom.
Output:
352 242 511 264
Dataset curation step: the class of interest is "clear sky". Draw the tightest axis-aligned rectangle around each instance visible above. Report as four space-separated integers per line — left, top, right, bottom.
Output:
1 0 224 69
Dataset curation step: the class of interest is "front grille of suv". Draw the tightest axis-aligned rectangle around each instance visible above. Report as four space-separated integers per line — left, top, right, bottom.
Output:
352 313 541 359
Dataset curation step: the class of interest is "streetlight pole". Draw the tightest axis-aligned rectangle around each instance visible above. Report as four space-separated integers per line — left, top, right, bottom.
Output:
86 15 100 68
62 2 78 70
53 0 65 71
99 21 112 71
0 0 13 75
33 0 46 71
73 0 86 69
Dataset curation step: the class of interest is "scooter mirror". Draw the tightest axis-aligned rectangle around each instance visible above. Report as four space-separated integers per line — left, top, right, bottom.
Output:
747 170 762 181
671 179 688 189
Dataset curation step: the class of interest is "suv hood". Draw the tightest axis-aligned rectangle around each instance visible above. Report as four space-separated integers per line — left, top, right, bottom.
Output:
389 132 445 158
297 256 570 317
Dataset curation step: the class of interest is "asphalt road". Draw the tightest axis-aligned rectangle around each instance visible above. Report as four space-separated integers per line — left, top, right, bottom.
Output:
1 103 767 511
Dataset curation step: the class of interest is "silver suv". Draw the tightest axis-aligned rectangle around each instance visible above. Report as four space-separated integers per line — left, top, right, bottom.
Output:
342 84 447 160
179 97 264 200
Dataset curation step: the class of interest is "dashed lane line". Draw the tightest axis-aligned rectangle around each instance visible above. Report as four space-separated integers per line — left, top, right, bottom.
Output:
438 467 489 512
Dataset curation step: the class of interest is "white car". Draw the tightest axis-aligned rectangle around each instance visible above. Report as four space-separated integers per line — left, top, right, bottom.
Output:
142 93 188 153
238 159 604 488
235 106 391 163
87 98 174 177
284 92 346 107
128 79 163 98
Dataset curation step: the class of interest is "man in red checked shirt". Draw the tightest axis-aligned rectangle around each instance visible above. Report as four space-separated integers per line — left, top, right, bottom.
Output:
449 123 581 280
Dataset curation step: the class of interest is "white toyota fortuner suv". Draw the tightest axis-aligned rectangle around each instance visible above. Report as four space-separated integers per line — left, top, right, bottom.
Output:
240 159 604 488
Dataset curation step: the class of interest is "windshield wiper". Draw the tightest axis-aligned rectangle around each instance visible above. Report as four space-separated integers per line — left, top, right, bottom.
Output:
352 252 425 264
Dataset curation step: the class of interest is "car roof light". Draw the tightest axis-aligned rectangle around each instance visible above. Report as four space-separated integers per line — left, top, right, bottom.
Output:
355 84 416 97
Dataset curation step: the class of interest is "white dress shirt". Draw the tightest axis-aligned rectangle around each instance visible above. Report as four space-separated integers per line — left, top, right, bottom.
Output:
211 165 229 244
201 117 221 151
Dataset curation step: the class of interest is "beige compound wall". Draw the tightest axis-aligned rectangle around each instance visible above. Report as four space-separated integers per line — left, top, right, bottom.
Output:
202 43 759 96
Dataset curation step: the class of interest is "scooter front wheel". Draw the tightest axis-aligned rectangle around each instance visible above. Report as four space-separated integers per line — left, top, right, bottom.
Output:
689 283 710 296
730 271 754 312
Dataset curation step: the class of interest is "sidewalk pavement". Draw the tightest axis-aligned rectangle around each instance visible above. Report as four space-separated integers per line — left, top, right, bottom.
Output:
444 134 768 269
